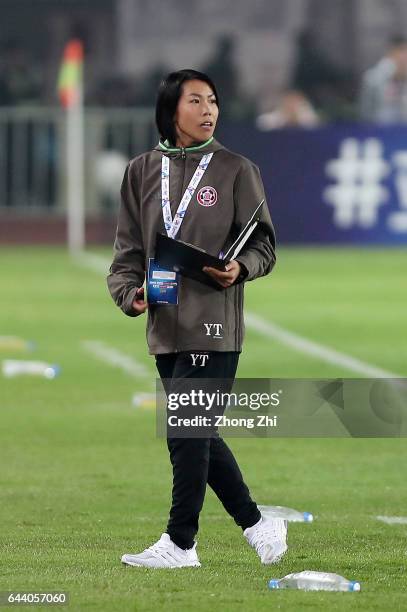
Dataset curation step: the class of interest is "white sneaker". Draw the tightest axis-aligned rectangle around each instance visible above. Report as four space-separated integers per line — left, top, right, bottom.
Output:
244 516 287 564
121 533 201 569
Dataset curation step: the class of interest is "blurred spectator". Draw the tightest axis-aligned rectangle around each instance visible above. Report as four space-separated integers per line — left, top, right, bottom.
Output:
0 39 42 106
90 65 169 108
359 35 407 123
256 90 321 130
134 65 169 106
292 30 355 121
90 74 138 107
201 34 253 120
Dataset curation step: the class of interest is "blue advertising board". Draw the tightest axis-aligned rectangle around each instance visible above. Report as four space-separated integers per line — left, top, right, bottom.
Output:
221 123 407 245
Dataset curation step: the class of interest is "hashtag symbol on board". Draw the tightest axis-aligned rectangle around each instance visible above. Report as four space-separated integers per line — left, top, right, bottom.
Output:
388 151 407 233
324 138 390 229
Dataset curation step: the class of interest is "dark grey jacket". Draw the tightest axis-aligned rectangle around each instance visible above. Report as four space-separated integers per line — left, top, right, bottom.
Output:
107 138 276 354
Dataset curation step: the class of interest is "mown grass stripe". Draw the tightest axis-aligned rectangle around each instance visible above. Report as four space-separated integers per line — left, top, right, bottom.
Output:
81 339 152 378
77 252 400 378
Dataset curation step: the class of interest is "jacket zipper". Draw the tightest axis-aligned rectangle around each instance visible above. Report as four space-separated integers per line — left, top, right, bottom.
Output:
174 149 187 353
235 284 239 349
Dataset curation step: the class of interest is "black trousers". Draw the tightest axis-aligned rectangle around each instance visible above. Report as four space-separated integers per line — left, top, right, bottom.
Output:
155 351 261 550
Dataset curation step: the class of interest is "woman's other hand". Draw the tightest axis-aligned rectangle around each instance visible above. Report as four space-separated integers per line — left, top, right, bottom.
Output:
203 260 241 288
132 287 148 314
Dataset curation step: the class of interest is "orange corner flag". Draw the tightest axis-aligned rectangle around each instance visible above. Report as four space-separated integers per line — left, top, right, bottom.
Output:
58 40 84 108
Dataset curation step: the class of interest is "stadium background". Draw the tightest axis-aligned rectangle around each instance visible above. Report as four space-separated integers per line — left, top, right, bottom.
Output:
1 1 407 610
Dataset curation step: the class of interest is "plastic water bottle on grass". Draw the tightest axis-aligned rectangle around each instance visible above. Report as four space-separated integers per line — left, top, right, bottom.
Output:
2 360 60 379
269 571 361 592
132 392 156 408
258 505 313 523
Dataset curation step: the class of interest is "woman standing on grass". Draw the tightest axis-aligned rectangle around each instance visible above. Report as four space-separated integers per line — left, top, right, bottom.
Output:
107 69 287 568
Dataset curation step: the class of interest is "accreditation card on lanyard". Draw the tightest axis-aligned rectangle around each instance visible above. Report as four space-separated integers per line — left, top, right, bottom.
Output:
147 152 213 305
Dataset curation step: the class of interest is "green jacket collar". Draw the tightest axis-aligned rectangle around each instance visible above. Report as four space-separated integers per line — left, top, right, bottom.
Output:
156 137 224 155
158 137 214 152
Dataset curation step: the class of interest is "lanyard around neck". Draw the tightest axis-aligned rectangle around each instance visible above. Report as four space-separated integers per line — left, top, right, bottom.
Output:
161 152 213 239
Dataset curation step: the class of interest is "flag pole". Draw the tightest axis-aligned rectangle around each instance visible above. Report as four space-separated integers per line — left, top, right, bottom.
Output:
66 77 85 253
58 40 85 254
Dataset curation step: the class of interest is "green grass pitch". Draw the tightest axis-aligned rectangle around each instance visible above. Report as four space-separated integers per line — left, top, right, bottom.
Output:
1 245 407 611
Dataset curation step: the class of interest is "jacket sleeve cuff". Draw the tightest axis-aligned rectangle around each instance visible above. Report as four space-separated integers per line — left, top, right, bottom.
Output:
234 260 250 284
235 255 255 282
122 286 143 317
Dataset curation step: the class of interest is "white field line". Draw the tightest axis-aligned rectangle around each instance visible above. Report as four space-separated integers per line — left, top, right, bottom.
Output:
74 251 110 275
245 312 401 378
76 252 401 378
81 340 151 378
376 516 407 525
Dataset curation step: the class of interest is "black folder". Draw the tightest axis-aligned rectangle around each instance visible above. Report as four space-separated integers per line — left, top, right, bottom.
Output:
155 233 226 288
154 199 265 289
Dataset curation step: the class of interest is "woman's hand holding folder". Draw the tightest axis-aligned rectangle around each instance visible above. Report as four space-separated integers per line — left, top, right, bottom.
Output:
203 260 242 288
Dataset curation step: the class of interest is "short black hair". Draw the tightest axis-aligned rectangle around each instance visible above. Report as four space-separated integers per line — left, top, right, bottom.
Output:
155 69 219 146
389 34 407 48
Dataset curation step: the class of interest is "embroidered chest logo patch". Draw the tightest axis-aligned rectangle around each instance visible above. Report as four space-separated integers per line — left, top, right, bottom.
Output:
197 186 218 207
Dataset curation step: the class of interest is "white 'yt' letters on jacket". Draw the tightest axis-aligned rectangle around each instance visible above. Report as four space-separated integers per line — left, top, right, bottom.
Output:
204 323 223 338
